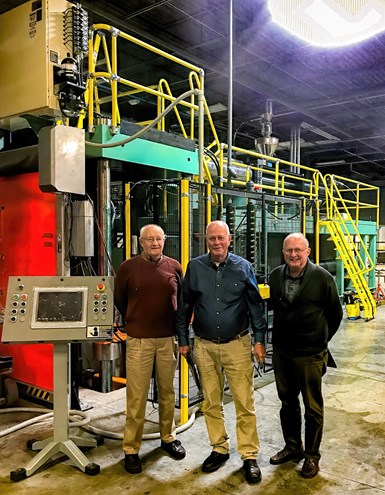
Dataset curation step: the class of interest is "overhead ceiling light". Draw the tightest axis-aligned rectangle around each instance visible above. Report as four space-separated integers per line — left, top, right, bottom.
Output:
268 0 385 47
301 122 341 141
208 103 228 114
315 159 346 166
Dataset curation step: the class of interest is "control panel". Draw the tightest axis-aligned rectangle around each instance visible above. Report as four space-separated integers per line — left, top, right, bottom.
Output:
1 276 114 343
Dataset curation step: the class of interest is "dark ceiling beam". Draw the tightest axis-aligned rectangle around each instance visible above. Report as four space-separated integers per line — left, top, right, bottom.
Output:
81 0 209 69
121 0 173 20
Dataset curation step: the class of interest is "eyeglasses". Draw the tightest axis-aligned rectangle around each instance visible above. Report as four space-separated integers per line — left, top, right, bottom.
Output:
283 247 308 254
207 235 229 242
141 236 166 243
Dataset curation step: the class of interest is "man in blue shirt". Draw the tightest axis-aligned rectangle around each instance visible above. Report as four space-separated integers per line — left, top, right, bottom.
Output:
176 220 266 484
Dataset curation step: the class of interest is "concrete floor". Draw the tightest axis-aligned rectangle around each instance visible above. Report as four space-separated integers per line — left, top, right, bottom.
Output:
1 305 385 495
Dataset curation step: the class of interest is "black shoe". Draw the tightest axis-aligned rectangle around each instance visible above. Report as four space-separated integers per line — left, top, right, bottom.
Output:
202 451 230 473
243 459 262 484
300 457 319 478
270 447 304 465
124 454 142 473
160 439 186 460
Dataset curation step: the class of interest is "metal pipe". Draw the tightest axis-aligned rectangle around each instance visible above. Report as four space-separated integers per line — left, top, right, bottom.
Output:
227 0 233 185
56 194 71 277
96 158 112 394
97 158 111 276
262 194 268 281
198 91 205 183
296 126 301 173
125 183 131 260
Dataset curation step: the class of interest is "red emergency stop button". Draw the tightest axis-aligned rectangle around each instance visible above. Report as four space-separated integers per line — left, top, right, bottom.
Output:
96 283 105 292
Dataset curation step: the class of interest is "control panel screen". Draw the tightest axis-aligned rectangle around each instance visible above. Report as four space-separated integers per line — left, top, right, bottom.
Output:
2 276 114 343
31 287 87 328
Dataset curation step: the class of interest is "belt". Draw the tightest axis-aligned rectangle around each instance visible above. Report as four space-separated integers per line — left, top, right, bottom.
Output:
197 329 250 344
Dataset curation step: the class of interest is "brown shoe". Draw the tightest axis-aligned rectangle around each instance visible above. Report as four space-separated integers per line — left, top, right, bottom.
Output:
300 457 319 478
270 447 304 465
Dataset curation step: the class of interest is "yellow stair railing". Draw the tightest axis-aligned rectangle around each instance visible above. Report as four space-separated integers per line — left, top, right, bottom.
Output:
319 174 376 320
325 220 375 320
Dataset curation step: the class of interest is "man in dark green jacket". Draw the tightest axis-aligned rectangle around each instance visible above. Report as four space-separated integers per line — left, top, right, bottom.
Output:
268 233 343 479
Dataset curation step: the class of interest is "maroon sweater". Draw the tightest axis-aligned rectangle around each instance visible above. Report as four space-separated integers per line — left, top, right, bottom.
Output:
114 254 183 338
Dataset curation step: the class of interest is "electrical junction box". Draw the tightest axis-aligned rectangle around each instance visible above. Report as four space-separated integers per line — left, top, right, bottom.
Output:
0 0 73 129
71 199 95 257
39 125 85 194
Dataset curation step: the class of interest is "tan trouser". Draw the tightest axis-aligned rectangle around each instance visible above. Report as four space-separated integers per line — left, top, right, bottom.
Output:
194 333 259 460
123 336 177 454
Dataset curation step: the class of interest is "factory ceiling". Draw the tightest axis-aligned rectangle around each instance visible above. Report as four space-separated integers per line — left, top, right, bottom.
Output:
2 0 385 186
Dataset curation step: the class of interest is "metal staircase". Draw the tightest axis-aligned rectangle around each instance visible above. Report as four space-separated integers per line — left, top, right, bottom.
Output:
320 175 376 321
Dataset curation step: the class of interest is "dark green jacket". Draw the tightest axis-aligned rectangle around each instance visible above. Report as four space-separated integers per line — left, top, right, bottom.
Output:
269 260 343 356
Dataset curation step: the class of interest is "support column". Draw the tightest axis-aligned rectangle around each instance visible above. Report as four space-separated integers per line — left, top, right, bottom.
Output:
97 158 111 276
96 158 113 393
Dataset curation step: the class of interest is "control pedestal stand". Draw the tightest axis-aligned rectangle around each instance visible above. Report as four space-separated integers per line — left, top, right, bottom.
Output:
11 344 100 481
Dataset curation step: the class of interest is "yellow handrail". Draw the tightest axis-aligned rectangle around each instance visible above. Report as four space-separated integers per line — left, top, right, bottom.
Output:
320 174 375 274
157 79 188 138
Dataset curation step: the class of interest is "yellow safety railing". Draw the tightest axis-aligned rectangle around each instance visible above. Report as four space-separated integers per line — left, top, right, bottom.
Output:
218 145 319 200
318 174 377 320
323 173 379 226
179 179 190 424
87 24 204 137
85 23 380 233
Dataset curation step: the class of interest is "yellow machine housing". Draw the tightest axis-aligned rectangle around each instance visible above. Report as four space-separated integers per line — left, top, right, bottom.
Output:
0 0 72 128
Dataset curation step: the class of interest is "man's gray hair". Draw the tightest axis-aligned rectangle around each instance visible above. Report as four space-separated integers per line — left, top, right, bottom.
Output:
206 221 230 235
139 224 165 239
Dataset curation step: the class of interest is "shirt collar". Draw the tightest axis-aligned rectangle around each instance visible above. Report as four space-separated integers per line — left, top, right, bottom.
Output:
209 253 229 268
141 252 163 265
285 262 307 280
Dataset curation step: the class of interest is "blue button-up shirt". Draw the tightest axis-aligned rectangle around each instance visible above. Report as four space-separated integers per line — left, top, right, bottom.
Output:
175 252 266 346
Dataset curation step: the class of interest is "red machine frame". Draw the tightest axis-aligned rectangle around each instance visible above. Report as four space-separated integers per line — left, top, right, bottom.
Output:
0 172 57 390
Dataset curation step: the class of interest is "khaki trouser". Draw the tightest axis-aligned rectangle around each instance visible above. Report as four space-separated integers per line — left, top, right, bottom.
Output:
194 333 259 460
123 336 177 454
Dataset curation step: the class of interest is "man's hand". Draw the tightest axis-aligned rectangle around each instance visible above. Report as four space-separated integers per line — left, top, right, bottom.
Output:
178 345 190 357
253 342 265 365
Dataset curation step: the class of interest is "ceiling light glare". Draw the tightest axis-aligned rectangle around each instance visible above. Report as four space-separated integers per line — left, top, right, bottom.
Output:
268 0 385 47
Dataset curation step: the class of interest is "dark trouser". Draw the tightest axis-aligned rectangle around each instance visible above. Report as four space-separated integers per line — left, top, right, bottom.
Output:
272 347 328 459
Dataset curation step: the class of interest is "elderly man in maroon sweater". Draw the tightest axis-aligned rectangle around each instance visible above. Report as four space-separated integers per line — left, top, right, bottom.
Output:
114 224 186 474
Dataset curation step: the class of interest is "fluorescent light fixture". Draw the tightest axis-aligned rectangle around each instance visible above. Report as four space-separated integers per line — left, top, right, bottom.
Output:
208 103 228 113
268 0 385 47
301 122 340 141
315 159 346 166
